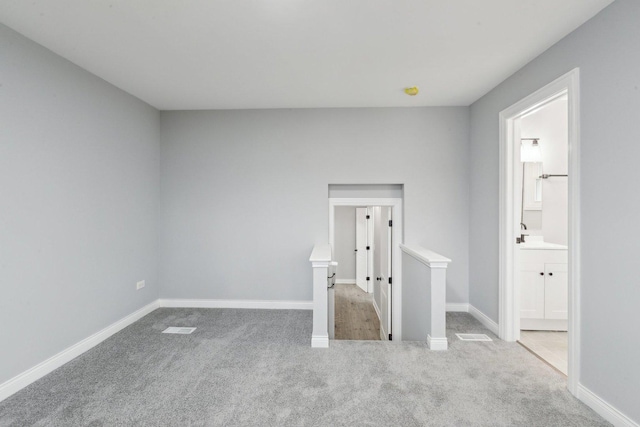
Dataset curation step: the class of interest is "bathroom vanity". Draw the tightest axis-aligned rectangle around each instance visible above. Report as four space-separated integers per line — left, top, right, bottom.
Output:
519 240 568 331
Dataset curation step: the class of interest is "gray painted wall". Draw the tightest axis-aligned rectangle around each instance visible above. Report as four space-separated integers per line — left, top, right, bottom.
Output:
401 254 431 341
469 0 640 420
334 206 356 281
0 24 160 385
160 107 470 303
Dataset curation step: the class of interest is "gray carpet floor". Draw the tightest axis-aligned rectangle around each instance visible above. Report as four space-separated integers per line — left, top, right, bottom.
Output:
0 309 608 426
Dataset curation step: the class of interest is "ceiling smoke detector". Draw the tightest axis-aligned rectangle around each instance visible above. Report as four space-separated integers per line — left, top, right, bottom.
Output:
404 86 419 96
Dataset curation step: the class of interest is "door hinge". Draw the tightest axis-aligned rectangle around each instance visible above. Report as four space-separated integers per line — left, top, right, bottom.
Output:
389 220 392 227
366 276 370 281
389 334 392 341
366 215 370 219
388 277 392 284
366 246 370 250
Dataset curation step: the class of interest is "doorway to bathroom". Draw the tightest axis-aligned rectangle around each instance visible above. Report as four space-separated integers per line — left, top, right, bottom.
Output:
498 69 581 394
517 94 569 375
329 194 403 341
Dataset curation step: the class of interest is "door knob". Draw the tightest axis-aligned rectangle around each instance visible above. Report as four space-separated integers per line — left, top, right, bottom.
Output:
548 272 553 276
540 272 544 276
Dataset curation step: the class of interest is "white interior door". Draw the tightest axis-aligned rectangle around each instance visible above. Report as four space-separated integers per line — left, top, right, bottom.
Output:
366 207 374 293
355 208 368 292
379 207 392 340
373 207 382 314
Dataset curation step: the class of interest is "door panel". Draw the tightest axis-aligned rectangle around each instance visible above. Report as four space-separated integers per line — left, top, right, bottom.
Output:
373 207 381 304
367 207 374 293
355 208 368 292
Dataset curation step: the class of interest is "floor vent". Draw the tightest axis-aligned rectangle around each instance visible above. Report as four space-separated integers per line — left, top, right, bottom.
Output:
162 327 196 334
456 333 492 342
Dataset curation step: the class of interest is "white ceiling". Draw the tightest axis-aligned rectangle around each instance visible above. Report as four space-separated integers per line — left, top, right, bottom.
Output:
0 0 613 110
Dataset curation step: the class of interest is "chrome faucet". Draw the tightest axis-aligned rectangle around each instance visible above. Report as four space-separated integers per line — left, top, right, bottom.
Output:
518 223 528 243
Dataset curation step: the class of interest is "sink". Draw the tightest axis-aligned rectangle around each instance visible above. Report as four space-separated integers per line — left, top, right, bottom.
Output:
520 238 567 250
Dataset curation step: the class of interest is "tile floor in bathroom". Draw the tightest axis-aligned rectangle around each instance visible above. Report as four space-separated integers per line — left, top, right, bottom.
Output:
518 330 568 375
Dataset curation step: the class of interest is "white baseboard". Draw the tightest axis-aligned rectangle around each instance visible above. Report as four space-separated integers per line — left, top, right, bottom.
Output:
427 335 448 351
311 334 329 348
159 299 313 310
335 279 356 285
468 304 499 336
372 298 381 320
520 318 567 331
577 384 639 427
0 300 160 403
446 303 470 312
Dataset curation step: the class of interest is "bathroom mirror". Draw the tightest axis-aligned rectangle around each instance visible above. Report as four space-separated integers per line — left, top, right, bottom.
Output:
523 162 542 210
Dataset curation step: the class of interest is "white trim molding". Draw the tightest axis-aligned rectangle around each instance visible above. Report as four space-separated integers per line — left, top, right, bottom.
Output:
311 335 330 348
443 303 499 335
427 335 448 351
0 300 160 403
399 244 451 269
468 305 499 336
335 279 356 285
498 68 581 395
577 384 639 427
159 299 313 310
373 298 381 320
446 303 470 312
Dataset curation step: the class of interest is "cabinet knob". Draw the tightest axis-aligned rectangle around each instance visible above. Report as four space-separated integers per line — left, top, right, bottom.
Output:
540 272 544 276
548 272 553 276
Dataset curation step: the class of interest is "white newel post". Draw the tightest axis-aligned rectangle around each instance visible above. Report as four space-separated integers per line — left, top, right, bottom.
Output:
309 244 331 348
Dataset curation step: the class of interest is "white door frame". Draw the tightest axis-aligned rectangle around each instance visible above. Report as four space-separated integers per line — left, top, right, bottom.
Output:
498 68 581 395
329 197 404 341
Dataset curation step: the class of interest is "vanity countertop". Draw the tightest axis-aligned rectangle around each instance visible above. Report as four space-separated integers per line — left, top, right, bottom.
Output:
519 241 567 250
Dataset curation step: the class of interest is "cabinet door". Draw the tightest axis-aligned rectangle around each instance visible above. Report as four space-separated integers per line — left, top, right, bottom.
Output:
520 263 545 319
544 263 568 320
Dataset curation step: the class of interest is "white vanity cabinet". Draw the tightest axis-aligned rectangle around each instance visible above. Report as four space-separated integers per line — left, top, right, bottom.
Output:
519 244 568 331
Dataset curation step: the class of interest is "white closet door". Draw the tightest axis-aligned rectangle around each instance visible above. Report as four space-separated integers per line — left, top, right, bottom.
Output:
355 208 368 293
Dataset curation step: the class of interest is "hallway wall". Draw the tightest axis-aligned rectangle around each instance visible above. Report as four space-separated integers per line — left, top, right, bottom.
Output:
469 0 640 421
